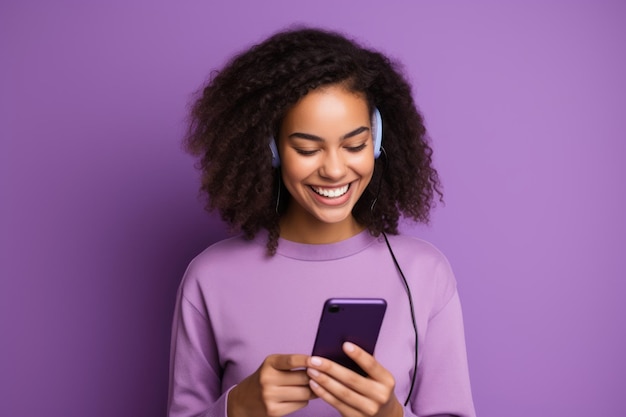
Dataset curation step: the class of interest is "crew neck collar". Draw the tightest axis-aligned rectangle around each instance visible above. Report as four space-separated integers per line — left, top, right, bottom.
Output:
255 229 378 261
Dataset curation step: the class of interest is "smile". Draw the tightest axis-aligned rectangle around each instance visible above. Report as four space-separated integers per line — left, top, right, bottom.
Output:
310 184 350 198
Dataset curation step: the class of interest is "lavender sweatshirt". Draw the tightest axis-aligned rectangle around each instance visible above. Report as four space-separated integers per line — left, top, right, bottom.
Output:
168 230 475 417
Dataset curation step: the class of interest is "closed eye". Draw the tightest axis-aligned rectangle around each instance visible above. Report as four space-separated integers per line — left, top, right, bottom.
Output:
294 148 318 156
346 143 367 153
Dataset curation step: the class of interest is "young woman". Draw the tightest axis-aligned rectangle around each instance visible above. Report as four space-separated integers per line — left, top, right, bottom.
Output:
169 27 475 417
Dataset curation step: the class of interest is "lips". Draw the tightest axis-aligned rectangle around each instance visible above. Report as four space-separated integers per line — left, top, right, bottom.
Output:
310 184 350 198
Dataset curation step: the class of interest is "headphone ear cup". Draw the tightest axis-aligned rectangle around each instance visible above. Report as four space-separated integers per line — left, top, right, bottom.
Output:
269 137 280 167
372 108 383 159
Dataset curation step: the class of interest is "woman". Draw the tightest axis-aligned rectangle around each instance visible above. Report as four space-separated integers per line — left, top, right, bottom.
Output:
169 27 475 417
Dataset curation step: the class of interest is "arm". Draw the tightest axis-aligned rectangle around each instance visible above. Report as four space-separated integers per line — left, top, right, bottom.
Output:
409 291 475 417
168 295 227 417
168 291 314 417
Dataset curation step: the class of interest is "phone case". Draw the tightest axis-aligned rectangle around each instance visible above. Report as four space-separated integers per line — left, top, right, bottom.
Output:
311 298 387 376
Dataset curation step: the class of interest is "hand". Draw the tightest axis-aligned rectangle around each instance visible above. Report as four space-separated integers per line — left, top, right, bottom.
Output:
306 342 403 417
228 354 315 417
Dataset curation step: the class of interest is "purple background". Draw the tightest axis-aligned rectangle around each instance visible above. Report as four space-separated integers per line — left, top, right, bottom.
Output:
2 1 625 416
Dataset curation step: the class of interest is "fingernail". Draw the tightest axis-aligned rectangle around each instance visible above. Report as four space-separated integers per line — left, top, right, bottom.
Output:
309 379 319 389
307 368 319 377
310 356 322 366
343 342 355 352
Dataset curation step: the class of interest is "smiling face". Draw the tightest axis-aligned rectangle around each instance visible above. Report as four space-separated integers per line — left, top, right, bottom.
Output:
277 84 375 243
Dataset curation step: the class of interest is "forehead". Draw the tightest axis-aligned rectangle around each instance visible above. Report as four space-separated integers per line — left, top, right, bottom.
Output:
282 85 370 132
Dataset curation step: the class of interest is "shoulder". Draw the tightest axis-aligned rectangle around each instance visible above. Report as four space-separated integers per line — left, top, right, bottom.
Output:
192 234 263 265
383 233 451 267
383 233 457 313
179 234 267 292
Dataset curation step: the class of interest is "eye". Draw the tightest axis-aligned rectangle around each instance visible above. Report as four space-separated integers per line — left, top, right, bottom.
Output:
345 143 367 153
294 148 318 156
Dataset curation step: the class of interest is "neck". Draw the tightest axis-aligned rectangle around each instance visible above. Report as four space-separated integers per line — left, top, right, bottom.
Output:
279 209 365 244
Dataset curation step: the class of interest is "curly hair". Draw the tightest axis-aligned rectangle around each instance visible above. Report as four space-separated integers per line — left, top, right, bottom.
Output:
185 26 443 255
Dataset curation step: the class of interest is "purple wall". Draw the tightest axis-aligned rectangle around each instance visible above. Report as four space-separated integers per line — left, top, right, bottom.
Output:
2 2 624 416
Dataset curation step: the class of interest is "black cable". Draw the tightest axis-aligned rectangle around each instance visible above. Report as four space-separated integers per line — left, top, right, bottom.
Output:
370 147 418 407
383 232 419 407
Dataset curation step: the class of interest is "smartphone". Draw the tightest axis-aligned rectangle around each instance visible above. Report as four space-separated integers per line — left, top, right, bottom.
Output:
311 298 387 376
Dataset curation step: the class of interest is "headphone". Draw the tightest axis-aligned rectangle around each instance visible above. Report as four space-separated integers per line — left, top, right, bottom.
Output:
269 107 383 167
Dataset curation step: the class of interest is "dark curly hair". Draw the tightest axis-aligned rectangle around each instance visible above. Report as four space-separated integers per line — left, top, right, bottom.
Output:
185 26 443 255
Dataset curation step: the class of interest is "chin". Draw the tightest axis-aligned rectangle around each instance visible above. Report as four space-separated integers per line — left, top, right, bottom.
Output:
310 208 355 226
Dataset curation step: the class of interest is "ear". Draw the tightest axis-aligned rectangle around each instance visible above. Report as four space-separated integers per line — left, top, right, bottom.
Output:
372 108 383 159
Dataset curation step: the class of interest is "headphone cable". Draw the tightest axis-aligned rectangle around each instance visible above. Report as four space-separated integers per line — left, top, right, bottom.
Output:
372 148 418 406
383 232 419 407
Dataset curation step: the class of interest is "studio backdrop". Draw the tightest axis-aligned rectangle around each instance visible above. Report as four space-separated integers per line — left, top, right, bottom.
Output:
1 1 624 416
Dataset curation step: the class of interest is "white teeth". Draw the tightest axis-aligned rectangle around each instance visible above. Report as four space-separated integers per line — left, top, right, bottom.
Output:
311 184 349 198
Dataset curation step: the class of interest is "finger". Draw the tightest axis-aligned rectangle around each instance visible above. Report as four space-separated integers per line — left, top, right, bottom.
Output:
258 368 311 391
307 356 373 405
308 375 373 416
308 367 398 416
307 354 369 393
308 350 395 407
265 400 310 417
343 342 393 385
269 354 310 371
266 385 316 402
272 369 311 387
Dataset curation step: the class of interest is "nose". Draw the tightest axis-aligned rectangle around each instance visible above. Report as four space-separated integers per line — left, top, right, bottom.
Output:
319 149 347 180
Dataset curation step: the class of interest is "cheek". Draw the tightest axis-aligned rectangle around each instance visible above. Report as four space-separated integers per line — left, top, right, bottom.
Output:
281 155 318 183
356 156 376 180
281 164 303 185
280 164 312 196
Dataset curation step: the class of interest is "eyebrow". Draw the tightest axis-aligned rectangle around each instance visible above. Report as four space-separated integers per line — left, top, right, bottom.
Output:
287 126 369 142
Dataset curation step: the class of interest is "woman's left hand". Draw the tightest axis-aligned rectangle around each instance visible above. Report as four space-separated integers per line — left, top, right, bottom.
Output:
306 342 403 417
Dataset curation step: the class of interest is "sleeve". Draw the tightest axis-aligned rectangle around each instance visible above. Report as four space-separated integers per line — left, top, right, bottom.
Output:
167 280 230 417
394 239 476 417
408 290 476 417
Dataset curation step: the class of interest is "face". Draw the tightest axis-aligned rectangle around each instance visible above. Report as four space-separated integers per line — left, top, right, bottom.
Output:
278 84 375 239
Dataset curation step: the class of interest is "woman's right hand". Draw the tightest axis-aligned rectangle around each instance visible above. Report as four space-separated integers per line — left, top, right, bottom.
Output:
227 354 315 417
